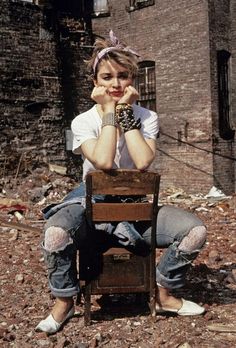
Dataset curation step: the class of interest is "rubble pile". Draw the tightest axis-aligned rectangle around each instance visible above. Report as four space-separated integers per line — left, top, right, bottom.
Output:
0 166 235 347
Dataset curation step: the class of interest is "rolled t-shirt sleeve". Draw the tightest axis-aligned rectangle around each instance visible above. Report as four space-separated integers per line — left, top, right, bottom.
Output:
143 112 159 139
71 113 98 155
137 108 159 140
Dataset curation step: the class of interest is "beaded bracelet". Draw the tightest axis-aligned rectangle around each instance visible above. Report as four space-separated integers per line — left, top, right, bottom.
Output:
101 112 117 128
115 103 141 133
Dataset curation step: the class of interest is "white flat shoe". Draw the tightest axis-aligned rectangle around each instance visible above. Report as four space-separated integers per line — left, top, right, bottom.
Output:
35 306 75 334
156 298 206 316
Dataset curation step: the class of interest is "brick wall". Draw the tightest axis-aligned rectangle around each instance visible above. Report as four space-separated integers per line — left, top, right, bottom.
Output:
92 0 236 194
1 0 235 192
208 0 236 194
230 0 236 193
56 16 94 178
58 26 94 122
0 0 66 177
0 0 93 179
92 0 213 194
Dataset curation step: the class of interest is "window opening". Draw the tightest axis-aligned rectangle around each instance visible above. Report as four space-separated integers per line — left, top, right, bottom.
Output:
127 0 155 12
135 61 156 111
93 0 109 15
217 50 234 140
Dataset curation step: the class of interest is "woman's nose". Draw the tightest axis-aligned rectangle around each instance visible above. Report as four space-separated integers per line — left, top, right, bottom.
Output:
112 78 120 87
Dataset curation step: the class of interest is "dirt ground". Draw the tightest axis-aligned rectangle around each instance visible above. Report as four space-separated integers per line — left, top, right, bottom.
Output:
0 168 236 348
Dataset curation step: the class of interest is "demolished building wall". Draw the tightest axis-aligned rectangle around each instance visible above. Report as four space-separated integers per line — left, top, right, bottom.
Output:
1 0 66 177
1 0 235 194
0 0 93 180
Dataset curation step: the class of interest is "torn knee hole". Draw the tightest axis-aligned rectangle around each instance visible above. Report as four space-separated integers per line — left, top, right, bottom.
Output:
44 226 72 252
178 226 207 252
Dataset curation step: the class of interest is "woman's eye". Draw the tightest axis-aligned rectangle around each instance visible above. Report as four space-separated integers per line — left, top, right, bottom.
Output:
118 73 129 79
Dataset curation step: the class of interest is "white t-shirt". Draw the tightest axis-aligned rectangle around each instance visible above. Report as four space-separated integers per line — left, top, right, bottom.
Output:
71 104 159 181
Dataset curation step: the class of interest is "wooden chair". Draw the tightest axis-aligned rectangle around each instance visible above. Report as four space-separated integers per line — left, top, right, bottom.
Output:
79 169 160 325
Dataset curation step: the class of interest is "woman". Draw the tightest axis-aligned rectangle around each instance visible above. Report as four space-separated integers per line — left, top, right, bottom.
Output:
36 31 207 334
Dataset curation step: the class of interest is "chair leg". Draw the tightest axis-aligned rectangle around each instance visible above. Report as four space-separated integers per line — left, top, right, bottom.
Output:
76 291 82 305
84 281 92 326
149 254 156 317
149 289 156 317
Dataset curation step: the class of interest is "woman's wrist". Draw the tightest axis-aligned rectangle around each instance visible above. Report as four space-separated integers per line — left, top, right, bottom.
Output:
102 112 117 128
115 103 141 133
102 102 116 114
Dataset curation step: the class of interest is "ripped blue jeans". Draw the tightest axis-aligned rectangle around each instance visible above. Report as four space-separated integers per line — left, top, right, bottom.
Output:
41 184 206 297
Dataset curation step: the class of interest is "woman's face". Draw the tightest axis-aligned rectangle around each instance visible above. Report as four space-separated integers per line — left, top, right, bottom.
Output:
94 59 133 102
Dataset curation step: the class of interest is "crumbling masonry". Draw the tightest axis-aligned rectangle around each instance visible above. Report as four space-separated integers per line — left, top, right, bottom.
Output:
1 0 236 194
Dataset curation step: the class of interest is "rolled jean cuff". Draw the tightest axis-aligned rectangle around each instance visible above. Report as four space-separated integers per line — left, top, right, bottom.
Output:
156 268 184 290
49 281 80 298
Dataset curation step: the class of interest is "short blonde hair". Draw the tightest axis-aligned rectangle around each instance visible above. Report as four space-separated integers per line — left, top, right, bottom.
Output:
86 36 139 79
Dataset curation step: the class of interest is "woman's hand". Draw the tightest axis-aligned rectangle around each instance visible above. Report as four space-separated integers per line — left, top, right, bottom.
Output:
118 86 139 105
91 86 116 112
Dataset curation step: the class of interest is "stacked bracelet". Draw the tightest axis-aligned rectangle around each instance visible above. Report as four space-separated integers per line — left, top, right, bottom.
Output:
115 103 141 133
101 112 117 128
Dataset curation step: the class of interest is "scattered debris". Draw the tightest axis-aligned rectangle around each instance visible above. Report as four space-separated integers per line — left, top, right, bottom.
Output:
9 229 19 241
205 186 228 199
0 169 236 347
0 217 41 233
207 324 236 333
15 273 24 283
0 198 28 212
48 163 67 175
